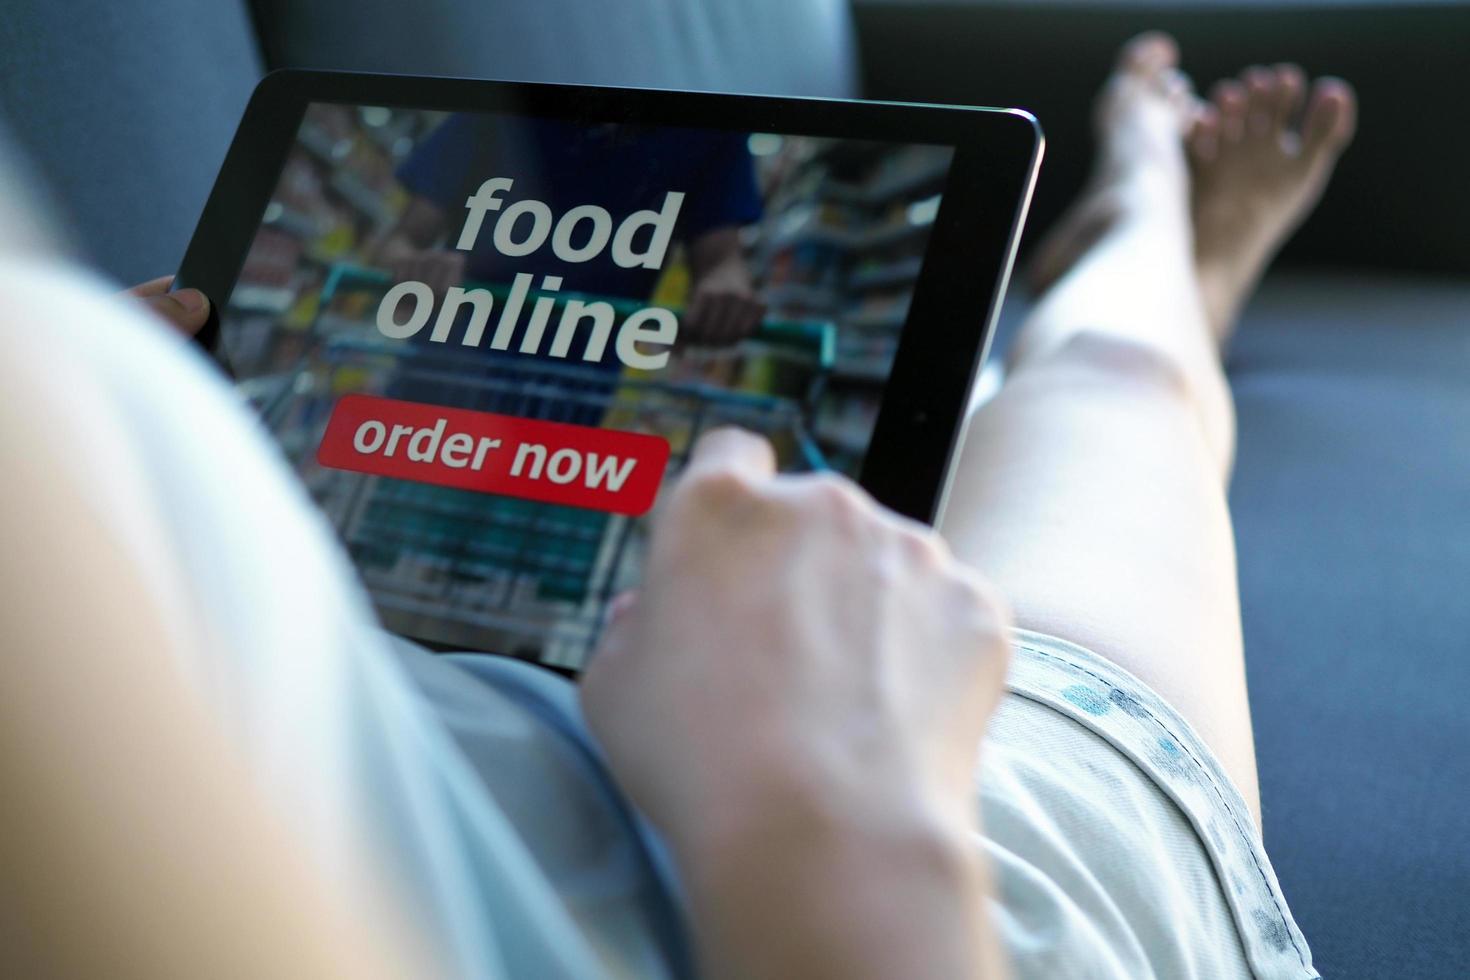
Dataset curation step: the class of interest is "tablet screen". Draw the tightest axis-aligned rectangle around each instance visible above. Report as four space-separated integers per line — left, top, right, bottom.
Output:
221 103 957 667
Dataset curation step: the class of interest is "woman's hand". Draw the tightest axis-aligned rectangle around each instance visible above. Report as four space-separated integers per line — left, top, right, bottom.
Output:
125 276 210 337
581 428 1012 979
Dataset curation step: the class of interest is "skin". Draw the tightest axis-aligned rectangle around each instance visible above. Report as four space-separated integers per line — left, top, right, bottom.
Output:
941 33 1354 826
1190 65 1357 338
1027 44 1356 347
582 429 1012 980
125 274 211 336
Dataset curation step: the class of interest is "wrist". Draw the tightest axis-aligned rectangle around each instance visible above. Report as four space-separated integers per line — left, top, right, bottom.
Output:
670 758 979 895
671 782 991 980
664 731 980 865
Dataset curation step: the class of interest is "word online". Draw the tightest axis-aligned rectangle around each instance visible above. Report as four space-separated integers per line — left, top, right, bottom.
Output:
375 177 687 370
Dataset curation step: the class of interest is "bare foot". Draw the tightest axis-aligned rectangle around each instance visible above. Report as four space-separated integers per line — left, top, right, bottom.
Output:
1026 32 1198 294
1190 66 1357 340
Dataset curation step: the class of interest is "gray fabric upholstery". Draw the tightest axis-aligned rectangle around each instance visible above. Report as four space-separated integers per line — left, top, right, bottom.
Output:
1228 274 1470 978
0 0 855 282
0 0 262 284
249 0 859 98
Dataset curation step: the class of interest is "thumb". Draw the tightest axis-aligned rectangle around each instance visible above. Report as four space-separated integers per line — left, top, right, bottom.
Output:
684 426 776 483
141 288 211 337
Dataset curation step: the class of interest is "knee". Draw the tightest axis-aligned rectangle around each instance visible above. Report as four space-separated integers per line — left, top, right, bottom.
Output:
1025 329 1235 466
1059 329 1227 410
1045 330 1197 398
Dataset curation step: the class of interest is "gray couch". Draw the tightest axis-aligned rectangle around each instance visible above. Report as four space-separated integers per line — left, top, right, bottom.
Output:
2 1 1465 976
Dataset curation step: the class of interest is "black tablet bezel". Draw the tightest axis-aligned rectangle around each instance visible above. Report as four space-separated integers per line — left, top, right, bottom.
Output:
176 69 1041 524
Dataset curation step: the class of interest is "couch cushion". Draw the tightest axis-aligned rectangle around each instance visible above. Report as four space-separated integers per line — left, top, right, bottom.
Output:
249 0 858 98
1227 273 1470 979
0 0 263 284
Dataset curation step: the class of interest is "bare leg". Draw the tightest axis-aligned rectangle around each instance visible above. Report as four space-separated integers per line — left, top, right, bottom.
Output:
941 34 1356 824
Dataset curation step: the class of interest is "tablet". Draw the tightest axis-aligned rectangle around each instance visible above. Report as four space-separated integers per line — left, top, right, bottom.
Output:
176 70 1041 669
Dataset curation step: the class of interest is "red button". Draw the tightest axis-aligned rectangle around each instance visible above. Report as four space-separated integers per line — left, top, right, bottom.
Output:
316 394 670 516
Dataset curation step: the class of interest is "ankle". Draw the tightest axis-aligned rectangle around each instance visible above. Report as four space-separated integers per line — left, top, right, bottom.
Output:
1194 244 1266 343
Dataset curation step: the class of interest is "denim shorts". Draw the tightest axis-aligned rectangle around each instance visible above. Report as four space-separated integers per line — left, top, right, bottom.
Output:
982 629 1318 978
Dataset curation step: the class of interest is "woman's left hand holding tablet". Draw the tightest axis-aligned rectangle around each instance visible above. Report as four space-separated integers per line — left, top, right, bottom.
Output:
124 275 211 337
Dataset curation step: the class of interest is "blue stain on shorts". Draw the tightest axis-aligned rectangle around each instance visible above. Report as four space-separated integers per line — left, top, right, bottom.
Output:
1061 683 1151 722
1062 684 1112 716
1108 688 1150 718
1152 734 1193 778
1011 630 1318 977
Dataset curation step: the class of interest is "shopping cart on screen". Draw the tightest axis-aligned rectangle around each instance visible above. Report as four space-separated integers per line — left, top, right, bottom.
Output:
251 262 836 667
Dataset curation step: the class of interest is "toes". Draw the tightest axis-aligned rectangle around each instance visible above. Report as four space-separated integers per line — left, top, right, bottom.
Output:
1242 65 1277 139
1160 67 1200 131
1303 77 1358 158
1211 79 1248 144
1160 67 1199 111
1120 31 1179 77
1189 104 1222 164
1272 63 1307 133
1161 67 1192 102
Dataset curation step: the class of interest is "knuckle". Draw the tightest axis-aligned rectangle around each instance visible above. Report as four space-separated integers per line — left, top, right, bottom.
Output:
896 524 945 567
808 473 864 515
952 570 1011 637
679 468 759 509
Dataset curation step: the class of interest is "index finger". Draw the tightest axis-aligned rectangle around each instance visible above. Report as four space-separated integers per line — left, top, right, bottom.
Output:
684 427 776 483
